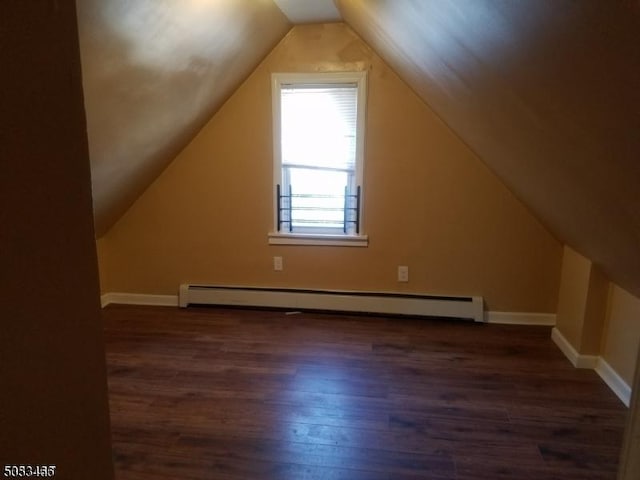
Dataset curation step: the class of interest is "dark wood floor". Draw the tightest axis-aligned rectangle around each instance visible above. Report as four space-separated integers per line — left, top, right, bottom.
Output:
103 304 627 480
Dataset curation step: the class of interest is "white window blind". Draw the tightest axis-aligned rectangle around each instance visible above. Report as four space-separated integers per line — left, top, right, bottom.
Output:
280 84 357 172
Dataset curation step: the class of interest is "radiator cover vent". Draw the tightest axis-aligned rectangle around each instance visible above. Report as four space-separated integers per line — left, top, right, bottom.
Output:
178 285 484 322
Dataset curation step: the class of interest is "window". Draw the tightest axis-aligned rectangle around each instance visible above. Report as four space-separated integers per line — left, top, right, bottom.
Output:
269 72 368 247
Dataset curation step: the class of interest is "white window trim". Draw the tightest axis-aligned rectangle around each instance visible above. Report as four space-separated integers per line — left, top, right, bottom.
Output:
269 71 368 247
268 232 368 247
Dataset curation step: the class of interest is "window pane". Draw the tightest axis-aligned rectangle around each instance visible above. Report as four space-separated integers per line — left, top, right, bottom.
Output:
281 85 357 172
288 168 349 230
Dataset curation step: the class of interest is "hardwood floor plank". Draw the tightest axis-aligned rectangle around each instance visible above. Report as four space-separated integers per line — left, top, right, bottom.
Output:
103 305 626 480
172 434 455 479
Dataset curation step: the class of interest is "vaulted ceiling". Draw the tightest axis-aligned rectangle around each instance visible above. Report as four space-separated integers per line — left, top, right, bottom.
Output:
77 0 291 235
77 0 640 298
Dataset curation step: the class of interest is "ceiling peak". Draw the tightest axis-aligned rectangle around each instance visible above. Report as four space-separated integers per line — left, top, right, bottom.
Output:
272 0 342 24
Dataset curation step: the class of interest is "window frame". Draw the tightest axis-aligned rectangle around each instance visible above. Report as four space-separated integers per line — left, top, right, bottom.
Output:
269 71 368 247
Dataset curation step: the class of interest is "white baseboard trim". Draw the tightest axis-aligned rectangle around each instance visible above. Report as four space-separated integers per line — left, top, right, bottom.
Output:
101 292 179 308
596 358 632 407
551 327 598 368
551 327 631 406
486 311 556 325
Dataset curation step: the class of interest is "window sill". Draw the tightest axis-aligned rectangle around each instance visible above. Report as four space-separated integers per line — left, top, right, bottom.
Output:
268 232 368 247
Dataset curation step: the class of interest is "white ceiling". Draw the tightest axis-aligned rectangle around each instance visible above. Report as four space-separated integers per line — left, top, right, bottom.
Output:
272 0 342 24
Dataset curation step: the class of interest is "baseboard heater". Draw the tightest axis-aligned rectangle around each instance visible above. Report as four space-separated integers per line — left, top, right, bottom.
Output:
178 284 484 322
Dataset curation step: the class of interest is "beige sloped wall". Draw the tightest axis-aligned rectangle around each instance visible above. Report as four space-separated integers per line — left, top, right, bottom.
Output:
337 0 640 301
98 23 561 313
602 285 640 385
78 0 291 236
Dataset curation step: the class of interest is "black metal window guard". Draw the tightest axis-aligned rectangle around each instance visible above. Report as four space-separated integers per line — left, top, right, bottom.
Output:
277 184 361 234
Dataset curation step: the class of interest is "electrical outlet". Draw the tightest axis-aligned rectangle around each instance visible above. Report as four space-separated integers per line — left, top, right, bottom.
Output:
273 256 283 271
398 265 409 282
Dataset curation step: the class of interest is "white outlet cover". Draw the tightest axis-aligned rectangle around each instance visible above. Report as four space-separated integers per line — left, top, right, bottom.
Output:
274 256 283 271
398 266 409 282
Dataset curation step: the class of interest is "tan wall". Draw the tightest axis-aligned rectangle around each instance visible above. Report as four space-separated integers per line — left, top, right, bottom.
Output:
602 285 640 385
96 237 110 295
555 245 640 385
556 246 592 348
556 246 609 354
582 266 609 354
618 345 640 480
98 23 562 313
0 2 113 477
